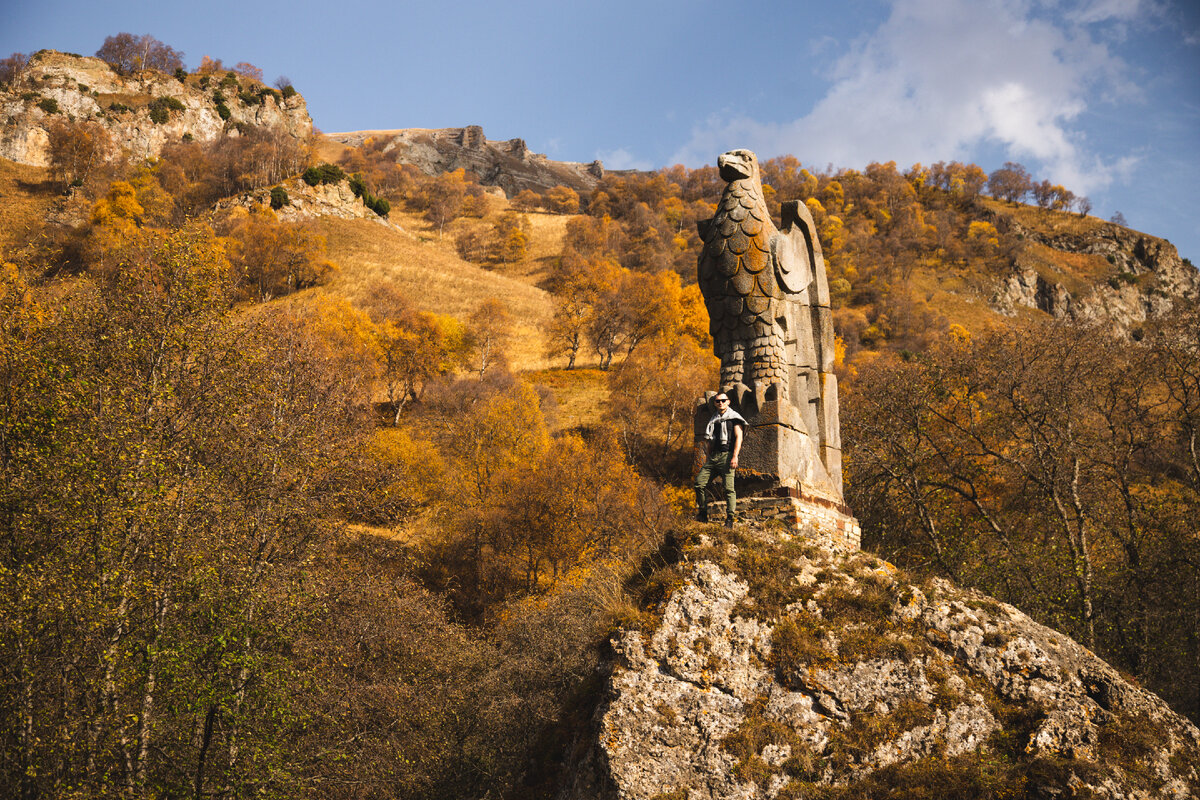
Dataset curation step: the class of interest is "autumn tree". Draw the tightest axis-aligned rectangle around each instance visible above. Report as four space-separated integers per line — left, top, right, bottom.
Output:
492 209 531 264
233 61 263 81
222 204 336 300
987 161 1033 204
46 118 113 190
485 432 670 590
468 298 514 378
0 52 28 85
544 185 580 214
607 335 718 475
413 168 471 236
197 54 224 73
0 222 380 797
545 272 592 368
357 282 468 424
96 32 183 74
511 188 542 212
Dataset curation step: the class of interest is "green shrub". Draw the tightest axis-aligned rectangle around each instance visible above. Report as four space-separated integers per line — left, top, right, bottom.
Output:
107 102 130 113
366 195 391 217
20 91 37 102
76 83 89 92
147 96 185 124
215 102 231 120
238 90 261 105
259 87 280 103
270 186 289 210
281 84 297 99
174 67 188 82
181 132 193 142
302 163 347 187
348 174 367 198
198 75 210 89
220 71 239 88
37 97 59 114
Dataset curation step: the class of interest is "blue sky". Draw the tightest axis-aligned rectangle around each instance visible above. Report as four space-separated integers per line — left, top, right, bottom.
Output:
4 0 1199 261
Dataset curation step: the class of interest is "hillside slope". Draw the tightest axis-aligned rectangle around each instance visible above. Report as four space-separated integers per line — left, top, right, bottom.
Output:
564 523 1200 799
314 213 554 369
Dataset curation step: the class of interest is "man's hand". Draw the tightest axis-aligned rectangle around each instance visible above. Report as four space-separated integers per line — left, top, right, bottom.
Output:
730 455 739 469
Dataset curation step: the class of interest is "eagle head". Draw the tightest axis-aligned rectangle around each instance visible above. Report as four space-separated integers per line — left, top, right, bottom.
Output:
717 149 759 182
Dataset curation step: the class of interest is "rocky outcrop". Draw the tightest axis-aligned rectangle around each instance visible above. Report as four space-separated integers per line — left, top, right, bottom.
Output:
324 126 612 197
991 218 1200 333
0 50 311 166
563 524 1200 799
215 176 395 226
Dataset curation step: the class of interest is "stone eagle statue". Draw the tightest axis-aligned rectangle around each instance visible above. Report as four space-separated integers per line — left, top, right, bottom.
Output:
697 149 824 402
696 148 843 502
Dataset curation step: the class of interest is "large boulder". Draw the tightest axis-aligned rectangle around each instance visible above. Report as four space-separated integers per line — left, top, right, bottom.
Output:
562 523 1200 799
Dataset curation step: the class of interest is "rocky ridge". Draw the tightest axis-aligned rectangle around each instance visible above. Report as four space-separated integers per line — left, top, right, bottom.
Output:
324 125 618 197
562 523 1200 799
0 50 311 166
990 216 1200 332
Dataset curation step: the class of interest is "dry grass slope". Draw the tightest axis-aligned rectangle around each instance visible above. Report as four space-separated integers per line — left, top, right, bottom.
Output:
313 210 556 370
0 160 57 255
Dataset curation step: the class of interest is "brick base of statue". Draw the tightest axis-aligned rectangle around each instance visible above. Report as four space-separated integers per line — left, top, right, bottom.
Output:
703 489 861 552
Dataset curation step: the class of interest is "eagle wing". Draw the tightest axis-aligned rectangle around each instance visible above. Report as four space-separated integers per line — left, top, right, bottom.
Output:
773 201 817 295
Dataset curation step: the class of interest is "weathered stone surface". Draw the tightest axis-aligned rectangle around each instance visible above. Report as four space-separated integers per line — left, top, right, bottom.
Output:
563 523 1200 800
695 148 843 504
0 51 311 167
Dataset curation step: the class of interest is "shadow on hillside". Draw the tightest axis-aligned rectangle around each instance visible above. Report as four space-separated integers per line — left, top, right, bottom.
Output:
16 178 59 196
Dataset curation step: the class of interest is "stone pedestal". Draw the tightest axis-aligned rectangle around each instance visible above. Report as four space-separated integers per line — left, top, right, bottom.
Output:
694 391 844 500
701 492 860 552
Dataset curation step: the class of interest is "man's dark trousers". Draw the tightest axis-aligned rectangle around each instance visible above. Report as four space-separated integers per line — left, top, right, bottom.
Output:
695 449 735 521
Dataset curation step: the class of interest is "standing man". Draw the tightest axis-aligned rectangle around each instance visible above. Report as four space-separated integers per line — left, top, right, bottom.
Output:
695 393 747 527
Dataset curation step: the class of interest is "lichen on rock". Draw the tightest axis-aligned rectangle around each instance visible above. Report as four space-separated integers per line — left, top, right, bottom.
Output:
561 521 1200 799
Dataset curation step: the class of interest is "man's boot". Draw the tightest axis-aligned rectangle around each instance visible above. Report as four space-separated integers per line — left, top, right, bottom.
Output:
697 504 708 523
724 514 735 529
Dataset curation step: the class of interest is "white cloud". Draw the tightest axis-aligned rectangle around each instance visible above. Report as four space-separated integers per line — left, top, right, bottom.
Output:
1066 0 1144 25
671 0 1136 194
595 147 654 171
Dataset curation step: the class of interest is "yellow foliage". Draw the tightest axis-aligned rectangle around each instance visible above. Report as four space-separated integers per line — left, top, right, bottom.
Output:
967 220 1000 250
90 180 144 226
365 427 447 509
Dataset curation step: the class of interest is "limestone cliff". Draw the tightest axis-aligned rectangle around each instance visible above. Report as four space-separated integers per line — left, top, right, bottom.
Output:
324 125 613 197
990 215 1200 333
0 50 312 166
563 523 1200 799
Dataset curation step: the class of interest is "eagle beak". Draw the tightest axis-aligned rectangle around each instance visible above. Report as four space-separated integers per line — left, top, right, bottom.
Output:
718 152 751 181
